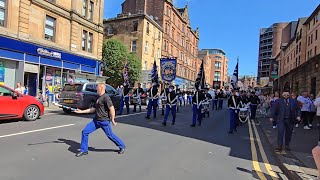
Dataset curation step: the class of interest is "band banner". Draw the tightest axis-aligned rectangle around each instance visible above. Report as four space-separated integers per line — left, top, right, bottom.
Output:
160 58 177 82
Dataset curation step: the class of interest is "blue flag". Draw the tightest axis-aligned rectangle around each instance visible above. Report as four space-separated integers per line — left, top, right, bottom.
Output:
231 58 239 89
195 60 206 90
123 63 130 86
160 58 177 82
151 60 159 85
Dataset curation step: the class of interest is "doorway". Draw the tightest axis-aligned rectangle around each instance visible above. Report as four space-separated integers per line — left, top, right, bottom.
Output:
24 72 37 96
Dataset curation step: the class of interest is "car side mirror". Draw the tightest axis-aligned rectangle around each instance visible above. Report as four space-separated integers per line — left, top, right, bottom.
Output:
12 92 18 100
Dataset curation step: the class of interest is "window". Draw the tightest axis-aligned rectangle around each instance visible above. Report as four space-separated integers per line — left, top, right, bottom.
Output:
131 40 137 53
182 37 184 47
180 52 183 61
88 32 93 53
315 46 317 55
145 41 148 54
164 40 167 51
107 25 113 35
299 42 301 52
143 61 147 70
146 22 150 35
215 56 222 60
311 34 313 44
171 45 173 55
157 48 160 58
0 86 12 96
316 30 318 40
82 30 87 51
0 0 6 27
46 0 56 3
85 85 96 92
316 14 319 22
308 36 311 46
173 15 175 24
88 1 94 20
214 71 221 81
172 28 174 40
182 24 185 33
158 31 161 41
82 0 88 17
133 20 138 32
215 61 221 69
45 15 56 41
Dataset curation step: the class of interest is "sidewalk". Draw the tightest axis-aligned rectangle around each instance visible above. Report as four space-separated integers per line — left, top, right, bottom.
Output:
44 104 62 114
258 116 318 180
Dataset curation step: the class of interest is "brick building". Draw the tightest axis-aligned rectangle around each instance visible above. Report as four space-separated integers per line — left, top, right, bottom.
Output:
121 0 200 90
0 0 105 97
273 4 320 94
103 13 163 88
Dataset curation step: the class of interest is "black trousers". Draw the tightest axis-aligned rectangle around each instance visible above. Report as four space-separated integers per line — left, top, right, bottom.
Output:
277 119 294 147
301 111 310 126
310 112 316 125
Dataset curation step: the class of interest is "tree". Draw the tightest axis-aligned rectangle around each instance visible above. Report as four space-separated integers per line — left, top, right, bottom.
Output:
102 39 141 87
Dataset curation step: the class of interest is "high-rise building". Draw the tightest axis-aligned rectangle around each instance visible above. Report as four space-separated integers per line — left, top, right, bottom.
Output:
0 0 105 97
122 0 200 90
257 22 288 87
103 13 163 88
199 49 228 89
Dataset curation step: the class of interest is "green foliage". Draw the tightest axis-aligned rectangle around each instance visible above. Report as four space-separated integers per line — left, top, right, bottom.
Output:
102 39 141 87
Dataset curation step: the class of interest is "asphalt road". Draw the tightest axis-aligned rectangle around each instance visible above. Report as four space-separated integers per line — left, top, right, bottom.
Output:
0 103 288 180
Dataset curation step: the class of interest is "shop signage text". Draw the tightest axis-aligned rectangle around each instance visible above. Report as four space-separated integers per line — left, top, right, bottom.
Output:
37 48 62 59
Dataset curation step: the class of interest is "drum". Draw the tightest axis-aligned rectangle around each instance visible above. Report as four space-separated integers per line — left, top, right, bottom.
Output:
239 108 248 118
161 97 167 105
132 95 140 104
201 101 210 113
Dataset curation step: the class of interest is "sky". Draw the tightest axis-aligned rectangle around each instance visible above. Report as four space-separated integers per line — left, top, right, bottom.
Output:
104 0 320 76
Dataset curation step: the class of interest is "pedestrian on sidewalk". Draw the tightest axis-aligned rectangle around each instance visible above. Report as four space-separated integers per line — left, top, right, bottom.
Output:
271 90 301 152
228 89 240 134
297 91 313 129
74 83 125 157
312 91 320 178
310 93 317 127
314 92 320 127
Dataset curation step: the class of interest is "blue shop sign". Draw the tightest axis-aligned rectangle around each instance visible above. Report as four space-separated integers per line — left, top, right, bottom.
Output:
0 36 96 67
174 77 183 85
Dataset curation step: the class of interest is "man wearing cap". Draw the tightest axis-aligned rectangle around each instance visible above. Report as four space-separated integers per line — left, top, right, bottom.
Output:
248 91 260 120
160 83 169 115
271 90 301 152
191 87 206 127
133 83 144 112
118 82 130 115
145 83 159 119
162 84 178 126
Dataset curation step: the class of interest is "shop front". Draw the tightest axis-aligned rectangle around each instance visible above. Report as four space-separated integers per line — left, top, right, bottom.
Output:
0 36 104 100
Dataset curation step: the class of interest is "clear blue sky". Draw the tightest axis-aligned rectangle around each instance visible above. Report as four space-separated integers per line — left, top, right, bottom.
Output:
104 0 320 76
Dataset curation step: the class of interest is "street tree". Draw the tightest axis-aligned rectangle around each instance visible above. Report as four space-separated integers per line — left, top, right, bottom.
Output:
102 39 141 87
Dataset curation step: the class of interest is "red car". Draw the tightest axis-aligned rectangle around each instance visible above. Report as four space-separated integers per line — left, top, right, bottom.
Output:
0 84 44 121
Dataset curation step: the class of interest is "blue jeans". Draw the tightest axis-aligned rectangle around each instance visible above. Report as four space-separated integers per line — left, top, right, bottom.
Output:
277 119 294 147
163 104 176 124
192 104 202 125
250 104 258 119
119 96 130 114
218 99 223 109
80 119 125 152
229 109 239 132
213 99 218 110
147 99 158 118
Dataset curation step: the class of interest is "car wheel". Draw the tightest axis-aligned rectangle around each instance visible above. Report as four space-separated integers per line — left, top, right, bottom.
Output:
63 108 72 113
24 105 40 121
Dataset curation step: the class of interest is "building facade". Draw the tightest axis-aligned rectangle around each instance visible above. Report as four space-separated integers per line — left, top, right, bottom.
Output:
0 0 104 97
237 75 257 91
198 50 211 87
121 0 200 90
199 49 228 90
103 13 163 88
273 5 320 94
257 22 288 87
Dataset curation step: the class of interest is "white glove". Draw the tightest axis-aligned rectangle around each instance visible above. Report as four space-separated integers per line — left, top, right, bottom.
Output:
297 117 301 121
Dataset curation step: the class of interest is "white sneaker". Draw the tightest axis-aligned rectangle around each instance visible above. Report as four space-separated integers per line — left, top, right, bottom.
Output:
295 124 299 128
309 124 313 127
304 125 311 130
273 126 277 129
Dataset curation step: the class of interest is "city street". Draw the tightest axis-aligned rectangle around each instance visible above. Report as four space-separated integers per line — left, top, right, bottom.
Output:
0 104 288 180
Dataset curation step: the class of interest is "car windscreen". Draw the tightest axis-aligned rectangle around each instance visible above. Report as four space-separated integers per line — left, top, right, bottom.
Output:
63 84 83 92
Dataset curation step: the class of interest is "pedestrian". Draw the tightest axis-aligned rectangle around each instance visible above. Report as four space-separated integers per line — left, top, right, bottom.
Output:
271 90 301 152
314 92 320 127
297 91 312 129
23 85 28 95
15 82 25 94
203 88 212 118
75 82 126 157
228 89 240 134
208 88 215 111
145 82 159 119
310 93 317 127
270 92 280 128
162 84 177 126
218 90 224 110
248 91 260 120
190 87 205 127
213 90 218 110
133 83 144 112
118 82 130 115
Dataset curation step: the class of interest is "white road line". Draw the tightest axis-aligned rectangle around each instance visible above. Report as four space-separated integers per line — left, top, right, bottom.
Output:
117 112 146 118
0 124 75 139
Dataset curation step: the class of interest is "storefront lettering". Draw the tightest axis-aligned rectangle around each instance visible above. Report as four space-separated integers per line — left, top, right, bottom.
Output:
37 48 61 59
0 61 5 84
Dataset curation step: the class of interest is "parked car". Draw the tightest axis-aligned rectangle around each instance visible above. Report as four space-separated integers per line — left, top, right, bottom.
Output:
0 84 44 121
59 82 121 113
129 88 148 105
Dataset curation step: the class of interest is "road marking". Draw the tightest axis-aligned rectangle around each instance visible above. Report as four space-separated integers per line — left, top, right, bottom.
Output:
0 124 75 139
117 112 146 118
248 119 267 180
251 120 279 179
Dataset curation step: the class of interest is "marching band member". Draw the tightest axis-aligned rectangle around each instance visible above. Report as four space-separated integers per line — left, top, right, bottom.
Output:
228 89 241 134
118 82 130 115
203 88 213 118
133 83 144 112
191 87 205 127
160 83 169 115
145 83 159 119
162 84 178 126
